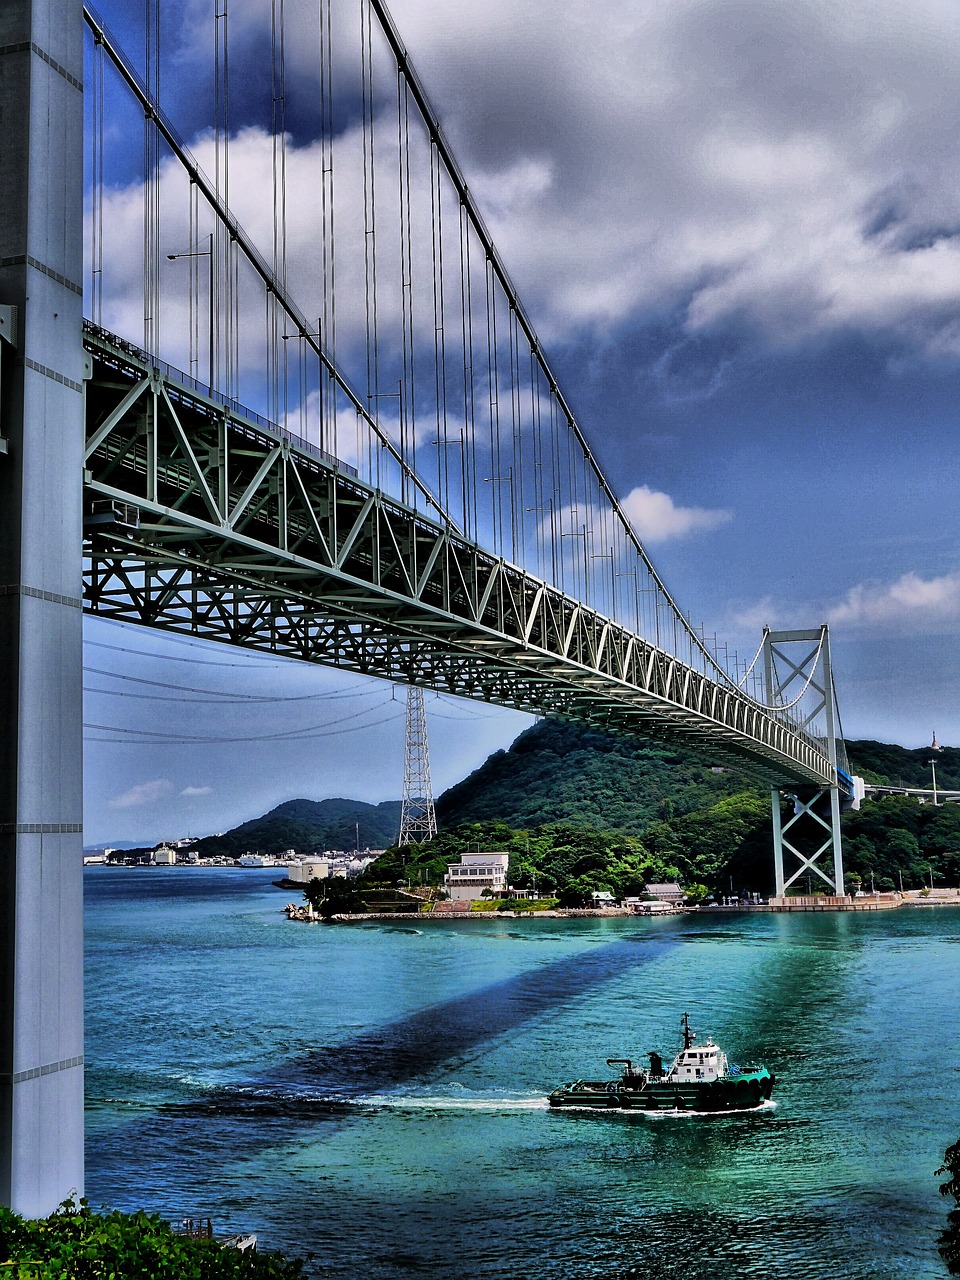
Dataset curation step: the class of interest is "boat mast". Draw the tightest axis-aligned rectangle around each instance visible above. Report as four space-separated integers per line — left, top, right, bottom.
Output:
681 1012 695 1050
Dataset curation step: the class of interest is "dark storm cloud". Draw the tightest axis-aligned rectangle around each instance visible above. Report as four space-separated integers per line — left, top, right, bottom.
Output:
378 0 960 355
114 0 960 355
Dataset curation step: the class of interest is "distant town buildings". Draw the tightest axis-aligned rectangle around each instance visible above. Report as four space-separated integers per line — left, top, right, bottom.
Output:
91 842 385 873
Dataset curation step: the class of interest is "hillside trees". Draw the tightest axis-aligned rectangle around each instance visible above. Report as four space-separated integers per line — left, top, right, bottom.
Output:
436 718 753 832
840 797 960 887
128 716 960 898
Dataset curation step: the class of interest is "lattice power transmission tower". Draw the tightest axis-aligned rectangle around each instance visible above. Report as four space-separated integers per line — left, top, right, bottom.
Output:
398 686 437 845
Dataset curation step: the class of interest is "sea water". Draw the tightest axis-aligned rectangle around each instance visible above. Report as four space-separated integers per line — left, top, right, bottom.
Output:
84 868 960 1278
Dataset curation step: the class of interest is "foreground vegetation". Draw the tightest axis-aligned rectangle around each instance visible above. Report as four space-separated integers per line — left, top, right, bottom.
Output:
938 1139 960 1273
0 1200 304 1278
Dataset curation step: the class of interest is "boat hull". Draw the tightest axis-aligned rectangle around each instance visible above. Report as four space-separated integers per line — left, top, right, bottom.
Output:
548 1069 774 1112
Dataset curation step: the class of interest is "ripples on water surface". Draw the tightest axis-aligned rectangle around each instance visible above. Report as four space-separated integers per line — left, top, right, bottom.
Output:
85 869 960 1278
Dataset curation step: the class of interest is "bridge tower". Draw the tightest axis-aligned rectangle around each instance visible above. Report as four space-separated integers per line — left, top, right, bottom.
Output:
398 687 437 846
0 0 86 1214
763 627 846 899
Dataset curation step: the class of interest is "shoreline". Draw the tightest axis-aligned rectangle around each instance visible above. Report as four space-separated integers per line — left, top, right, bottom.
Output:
284 897 960 923
284 890 960 923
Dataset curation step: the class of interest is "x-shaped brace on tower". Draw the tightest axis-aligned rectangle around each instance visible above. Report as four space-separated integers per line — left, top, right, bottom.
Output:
763 626 846 898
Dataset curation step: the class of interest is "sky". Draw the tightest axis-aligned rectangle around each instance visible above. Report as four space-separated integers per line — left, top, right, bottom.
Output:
83 0 960 845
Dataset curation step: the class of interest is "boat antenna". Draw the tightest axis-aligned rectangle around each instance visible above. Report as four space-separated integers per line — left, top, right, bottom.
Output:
681 1012 696 1050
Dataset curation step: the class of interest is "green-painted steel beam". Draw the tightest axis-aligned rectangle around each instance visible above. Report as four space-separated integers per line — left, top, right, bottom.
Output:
82 324 838 791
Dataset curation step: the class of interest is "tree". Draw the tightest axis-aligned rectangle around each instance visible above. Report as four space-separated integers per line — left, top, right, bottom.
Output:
938 1138 960 1273
557 878 594 908
303 876 366 919
683 883 710 905
886 829 921 865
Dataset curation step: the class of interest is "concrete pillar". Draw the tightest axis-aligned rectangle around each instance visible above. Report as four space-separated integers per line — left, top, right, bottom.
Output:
770 788 785 897
0 0 85 1216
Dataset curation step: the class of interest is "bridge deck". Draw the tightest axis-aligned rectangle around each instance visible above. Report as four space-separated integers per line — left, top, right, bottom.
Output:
82 325 838 791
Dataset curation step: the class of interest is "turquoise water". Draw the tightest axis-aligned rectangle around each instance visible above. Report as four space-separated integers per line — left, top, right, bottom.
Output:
84 869 960 1278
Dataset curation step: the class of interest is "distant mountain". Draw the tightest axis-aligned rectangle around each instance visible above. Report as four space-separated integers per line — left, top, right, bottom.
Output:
191 797 402 858
84 840 153 853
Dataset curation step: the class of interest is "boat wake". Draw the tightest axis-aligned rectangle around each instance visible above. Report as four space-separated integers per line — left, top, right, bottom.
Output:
554 1098 778 1119
363 1090 547 1111
223 1082 550 1113
358 1090 549 1112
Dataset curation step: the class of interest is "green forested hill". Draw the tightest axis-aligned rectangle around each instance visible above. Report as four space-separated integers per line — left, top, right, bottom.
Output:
436 718 753 832
116 718 960 898
192 797 402 857
389 723 960 898
435 718 955 834
845 740 960 790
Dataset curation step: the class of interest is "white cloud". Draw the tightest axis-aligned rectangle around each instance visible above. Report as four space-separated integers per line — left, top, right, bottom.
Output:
828 570 960 629
180 785 214 798
621 485 731 543
728 596 781 632
108 779 174 810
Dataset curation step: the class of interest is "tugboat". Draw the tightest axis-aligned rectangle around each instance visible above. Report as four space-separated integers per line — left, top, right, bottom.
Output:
548 1012 774 1112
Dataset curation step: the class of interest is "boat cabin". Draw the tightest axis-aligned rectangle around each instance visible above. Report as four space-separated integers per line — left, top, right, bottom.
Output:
667 1036 728 1083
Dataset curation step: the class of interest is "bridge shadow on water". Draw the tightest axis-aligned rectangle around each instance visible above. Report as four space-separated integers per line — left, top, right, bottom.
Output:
87 929 677 1167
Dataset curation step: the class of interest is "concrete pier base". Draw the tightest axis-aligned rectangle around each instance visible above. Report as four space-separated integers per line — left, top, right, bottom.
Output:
0 0 85 1216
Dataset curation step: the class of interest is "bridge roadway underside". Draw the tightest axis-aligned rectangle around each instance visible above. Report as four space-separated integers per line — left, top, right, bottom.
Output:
82 327 835 792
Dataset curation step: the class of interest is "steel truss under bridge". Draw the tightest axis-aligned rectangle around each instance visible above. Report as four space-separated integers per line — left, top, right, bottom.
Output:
83 324 841 793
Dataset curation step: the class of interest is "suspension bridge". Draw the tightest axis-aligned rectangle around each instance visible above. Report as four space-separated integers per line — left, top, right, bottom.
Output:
2 0 858 1215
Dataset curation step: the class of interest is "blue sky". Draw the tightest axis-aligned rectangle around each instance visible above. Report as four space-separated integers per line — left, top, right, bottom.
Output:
84 0 960 844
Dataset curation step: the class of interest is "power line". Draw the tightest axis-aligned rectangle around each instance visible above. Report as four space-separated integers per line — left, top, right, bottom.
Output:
84 636 368 674
82 665 384 703
83 702 402 745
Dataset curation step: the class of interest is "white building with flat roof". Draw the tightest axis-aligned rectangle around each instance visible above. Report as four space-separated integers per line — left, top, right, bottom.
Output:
444 852 509 902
